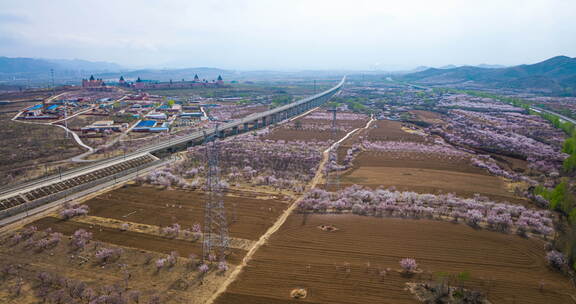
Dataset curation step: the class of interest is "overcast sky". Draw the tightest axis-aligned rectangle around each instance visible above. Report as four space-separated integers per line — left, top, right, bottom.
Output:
0 0 575 71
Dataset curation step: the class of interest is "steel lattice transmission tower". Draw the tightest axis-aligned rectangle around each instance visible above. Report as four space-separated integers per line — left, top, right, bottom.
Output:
325 106 340 191
202 125 230 262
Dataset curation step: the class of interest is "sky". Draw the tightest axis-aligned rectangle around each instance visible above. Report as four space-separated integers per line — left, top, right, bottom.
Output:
0 0 575 71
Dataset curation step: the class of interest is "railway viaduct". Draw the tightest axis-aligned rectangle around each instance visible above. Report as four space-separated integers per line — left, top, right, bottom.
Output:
0 76 345 224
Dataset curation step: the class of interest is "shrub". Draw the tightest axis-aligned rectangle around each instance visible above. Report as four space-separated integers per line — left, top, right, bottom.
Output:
400 258 418 273
198 264 209 273
60 204 89 220
35 232 63 252
546 250 566 270
95 248 123 264
161 223 181 238
70 229 92 251
218 261 229 273
465 210 483 227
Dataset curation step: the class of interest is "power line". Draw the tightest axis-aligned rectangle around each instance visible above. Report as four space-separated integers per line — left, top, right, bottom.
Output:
202 125 230 262
326 106 340 191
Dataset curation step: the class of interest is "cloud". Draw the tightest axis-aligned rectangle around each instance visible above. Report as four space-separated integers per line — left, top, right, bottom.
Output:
0 0 574 70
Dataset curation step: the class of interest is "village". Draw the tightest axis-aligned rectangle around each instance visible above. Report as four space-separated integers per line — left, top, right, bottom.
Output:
9 75 238 158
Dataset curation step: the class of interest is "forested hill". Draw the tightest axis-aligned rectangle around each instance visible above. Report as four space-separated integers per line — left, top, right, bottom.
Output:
400 56 576 95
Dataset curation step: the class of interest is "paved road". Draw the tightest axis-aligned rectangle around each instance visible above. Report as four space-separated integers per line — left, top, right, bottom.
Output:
530 107 576 125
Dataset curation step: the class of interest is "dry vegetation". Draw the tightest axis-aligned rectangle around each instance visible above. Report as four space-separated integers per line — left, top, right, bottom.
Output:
0 99 83 185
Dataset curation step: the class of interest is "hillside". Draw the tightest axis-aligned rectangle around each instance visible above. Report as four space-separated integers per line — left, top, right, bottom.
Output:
0 56 122 75
400 56 576 95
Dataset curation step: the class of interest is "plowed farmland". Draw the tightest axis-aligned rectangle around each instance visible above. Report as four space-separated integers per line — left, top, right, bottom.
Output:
366 120 427 142
263 128 345 142
83 185 290 241
215 214 574 304
0 185 292 304
337 119 526 204
340 151 523 204
31 216 249 264
264 109 370 142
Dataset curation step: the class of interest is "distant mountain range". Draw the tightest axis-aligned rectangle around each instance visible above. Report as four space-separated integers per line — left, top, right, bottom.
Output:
0 57 122 74
400 56 576 95
0 56 346 85
2 55 575 95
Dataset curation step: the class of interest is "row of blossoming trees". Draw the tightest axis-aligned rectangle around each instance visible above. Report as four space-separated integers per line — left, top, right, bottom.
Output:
299 185 554 237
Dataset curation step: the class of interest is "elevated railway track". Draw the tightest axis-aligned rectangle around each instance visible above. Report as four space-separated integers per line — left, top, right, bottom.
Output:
0 76 345 222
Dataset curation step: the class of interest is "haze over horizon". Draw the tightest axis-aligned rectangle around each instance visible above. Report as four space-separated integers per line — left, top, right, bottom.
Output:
1 0 575 71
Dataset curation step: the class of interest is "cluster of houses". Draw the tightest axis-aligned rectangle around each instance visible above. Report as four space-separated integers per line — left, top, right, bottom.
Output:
81 120 128 133
18 99 81 120
131 102 207 132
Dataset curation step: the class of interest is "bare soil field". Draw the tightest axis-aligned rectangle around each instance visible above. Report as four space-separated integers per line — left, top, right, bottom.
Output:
230 105 269 119
0 100 83 185
264 129 345 142
29 216 247 265
83 185 291 241
409 110 445 125
297 118 368 131
329 118 528 204
66 114 106 129
215 214 574 304
352 151 481 173
0 184 293 303
264 109 369 143
0 89 67 102
366 120 427 142
340 152 525 204
0 223 235 304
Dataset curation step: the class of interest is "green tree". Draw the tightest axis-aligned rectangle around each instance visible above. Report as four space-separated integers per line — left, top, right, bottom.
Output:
549 181 575 215
564 155 576 173
564 137 576 154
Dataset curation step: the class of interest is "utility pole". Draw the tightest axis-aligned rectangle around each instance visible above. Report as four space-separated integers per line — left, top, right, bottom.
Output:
326 106 340 191
314 80 317 95
50 69 55 96
202 124 229 262
64 104 69 138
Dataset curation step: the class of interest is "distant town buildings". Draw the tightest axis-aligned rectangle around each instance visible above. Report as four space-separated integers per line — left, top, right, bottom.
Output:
131 74 226 90
80 74 227 90
82 75 105 88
